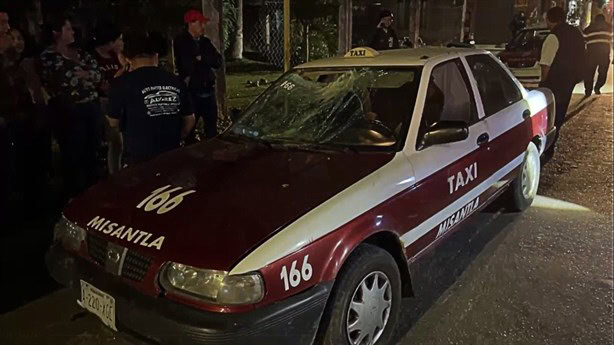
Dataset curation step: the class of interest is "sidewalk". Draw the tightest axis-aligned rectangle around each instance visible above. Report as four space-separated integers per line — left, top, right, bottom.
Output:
573 65 613 95
567 67 613 117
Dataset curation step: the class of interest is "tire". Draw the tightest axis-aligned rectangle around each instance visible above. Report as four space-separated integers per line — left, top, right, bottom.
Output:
317 244 401 345
506 142 540 212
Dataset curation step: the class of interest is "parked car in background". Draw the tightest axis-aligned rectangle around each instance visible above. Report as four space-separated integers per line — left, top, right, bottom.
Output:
47 47 556 345
499 27 550 88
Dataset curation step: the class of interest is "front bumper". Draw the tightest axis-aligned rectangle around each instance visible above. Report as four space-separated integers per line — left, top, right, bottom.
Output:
46 244 332 345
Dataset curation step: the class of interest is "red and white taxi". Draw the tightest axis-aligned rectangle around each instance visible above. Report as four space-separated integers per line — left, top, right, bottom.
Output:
48 47 556 345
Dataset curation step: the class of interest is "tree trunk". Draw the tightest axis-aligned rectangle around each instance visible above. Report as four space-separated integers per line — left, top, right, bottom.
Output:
231 0 244 60
338 0 352 55
303 22 310 62
202 0 228 124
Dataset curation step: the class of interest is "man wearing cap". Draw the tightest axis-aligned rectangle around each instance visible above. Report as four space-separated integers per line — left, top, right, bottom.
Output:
370 10 399 51
174 9 222 143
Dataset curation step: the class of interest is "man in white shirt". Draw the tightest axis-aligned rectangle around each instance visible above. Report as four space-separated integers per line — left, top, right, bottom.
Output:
539 7 586 161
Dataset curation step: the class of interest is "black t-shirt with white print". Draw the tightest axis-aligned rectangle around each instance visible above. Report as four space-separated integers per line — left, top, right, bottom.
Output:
109 66 193 164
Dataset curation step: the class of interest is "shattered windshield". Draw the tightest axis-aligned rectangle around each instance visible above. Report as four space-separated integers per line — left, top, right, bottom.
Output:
230 67 421 150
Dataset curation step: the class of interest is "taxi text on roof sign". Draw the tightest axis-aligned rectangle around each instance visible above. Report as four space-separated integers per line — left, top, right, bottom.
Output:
344 47 380 58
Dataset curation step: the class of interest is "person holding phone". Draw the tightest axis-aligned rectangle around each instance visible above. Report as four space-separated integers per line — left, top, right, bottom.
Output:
369 10 399 51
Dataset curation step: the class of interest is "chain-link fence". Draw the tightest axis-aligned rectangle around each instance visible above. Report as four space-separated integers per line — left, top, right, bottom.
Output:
244 0 287 67
243 0 338 68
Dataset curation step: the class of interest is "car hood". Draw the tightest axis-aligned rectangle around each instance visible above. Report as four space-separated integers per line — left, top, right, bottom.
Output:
64 138 395 271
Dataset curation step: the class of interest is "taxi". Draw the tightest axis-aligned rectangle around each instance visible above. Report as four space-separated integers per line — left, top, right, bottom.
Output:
47 47 555 345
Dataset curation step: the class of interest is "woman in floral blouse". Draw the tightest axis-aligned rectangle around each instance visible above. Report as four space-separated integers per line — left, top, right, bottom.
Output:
40 15 103 198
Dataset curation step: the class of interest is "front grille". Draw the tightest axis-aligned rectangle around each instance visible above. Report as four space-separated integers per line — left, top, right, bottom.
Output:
86 234 152 282
87 234 107 266
122 250 153 282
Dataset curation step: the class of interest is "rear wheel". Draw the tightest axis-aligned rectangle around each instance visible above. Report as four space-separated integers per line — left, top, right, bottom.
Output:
507 142 540 212
318 244 401 345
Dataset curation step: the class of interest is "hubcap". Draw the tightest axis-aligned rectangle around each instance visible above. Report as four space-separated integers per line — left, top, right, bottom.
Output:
521 148 539 199
346 271 392 345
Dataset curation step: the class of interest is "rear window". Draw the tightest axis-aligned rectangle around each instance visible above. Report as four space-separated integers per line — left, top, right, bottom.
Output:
508 30 549 50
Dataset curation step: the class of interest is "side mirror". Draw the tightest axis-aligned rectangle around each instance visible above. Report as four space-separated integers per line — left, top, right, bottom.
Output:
230 108 242 122
421 121 469 149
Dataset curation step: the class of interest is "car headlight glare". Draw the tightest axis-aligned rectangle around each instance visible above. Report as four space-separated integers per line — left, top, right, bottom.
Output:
54 216 86 251
162 262 264 305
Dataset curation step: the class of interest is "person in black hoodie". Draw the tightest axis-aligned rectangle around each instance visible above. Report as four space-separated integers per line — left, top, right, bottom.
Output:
173 9 222 143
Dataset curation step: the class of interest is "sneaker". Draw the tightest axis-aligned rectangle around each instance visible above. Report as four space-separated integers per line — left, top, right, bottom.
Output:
595 89 601 95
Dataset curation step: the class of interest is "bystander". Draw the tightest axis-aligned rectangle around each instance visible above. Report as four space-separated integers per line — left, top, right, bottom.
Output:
173 9 222 142
92 22 126 175
583 15 613 97
108 31 195 165
539 7 586 162
0 6 12 223
40 14 103 199
509 11 527 38
369 10 399 51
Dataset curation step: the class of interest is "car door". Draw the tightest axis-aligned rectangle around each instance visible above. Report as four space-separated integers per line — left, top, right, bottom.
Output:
464 53 531 200
404 58 490 247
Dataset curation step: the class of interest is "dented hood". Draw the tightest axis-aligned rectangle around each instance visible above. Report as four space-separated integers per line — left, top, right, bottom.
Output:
63 137 394 271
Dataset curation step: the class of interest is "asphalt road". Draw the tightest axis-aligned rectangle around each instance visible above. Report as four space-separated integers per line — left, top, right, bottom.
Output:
0 96 612 345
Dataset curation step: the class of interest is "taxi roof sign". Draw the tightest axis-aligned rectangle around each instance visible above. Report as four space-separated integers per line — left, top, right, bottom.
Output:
344 47 380 58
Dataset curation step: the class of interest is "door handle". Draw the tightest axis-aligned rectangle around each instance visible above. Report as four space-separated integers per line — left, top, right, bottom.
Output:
522 109 531 119
477 133 490 146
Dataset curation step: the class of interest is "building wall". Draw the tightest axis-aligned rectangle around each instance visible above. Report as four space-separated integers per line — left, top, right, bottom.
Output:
420 0 464 44
474 0 516 44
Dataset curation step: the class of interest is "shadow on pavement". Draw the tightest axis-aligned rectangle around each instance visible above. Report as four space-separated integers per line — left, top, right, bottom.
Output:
391 199 521 343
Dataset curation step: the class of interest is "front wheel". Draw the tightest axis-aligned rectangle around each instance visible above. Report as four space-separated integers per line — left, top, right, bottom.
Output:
506 142 540 212
317 244 401 345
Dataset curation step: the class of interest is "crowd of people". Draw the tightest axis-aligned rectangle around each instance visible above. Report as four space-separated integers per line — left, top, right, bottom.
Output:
0 7 221 224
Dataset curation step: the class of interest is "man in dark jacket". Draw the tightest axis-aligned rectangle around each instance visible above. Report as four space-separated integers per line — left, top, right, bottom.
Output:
369 10 399 51
539 7 587 161
173 9 222 142
509 11 527 38
583 14 613 96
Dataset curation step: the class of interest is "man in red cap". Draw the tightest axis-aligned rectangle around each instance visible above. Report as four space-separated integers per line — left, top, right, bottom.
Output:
174 9 222 143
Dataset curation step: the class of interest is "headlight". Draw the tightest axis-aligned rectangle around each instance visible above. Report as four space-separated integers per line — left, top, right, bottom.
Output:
161 262 264 305
54 216 86 251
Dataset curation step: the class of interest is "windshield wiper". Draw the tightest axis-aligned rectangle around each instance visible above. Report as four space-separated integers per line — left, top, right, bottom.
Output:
271 141 360 154
221 133 273 150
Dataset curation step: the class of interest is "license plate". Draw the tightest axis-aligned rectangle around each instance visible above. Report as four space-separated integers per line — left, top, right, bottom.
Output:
79 280 117 331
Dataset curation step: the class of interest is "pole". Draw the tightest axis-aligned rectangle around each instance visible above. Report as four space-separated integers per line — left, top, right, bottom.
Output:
413 0 422 45
284 0 291 72
460 0 467 42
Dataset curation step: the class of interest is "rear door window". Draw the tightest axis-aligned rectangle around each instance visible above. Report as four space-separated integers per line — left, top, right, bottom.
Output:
465 54 523 117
